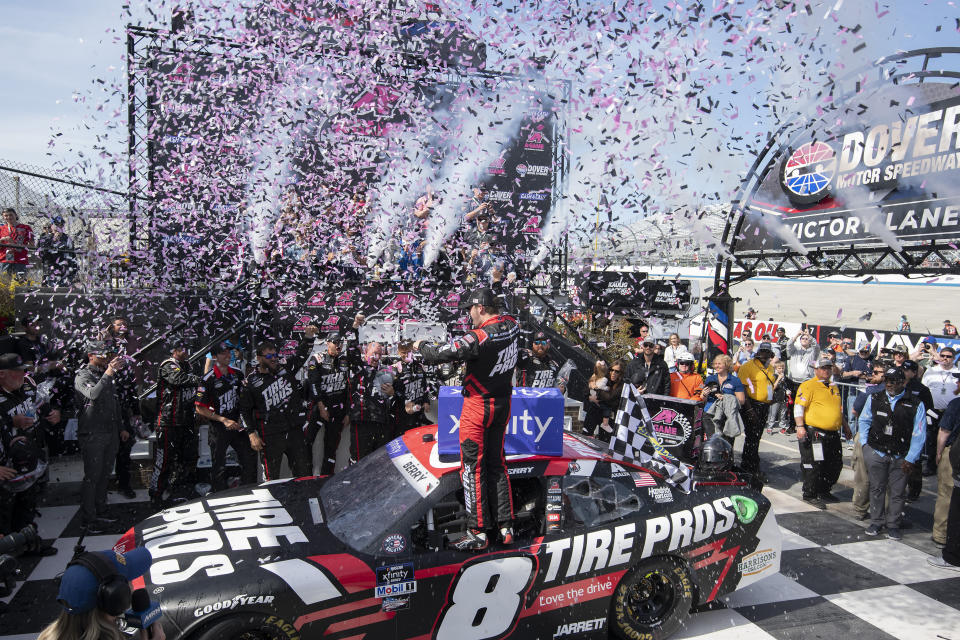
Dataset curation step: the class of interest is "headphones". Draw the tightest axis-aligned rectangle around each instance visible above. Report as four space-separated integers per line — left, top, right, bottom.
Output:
62 552 132 616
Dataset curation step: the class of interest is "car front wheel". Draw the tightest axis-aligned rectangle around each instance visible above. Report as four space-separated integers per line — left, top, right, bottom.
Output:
192 613 299 640
609 557 694 640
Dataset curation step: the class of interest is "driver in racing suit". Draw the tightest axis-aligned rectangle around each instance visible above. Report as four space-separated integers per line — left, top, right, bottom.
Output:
415 287 519 551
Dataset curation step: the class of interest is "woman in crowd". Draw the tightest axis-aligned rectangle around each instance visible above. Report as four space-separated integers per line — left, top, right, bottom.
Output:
582 360 609 437
595 359 627 442
701 354 746 442
663 333 684 370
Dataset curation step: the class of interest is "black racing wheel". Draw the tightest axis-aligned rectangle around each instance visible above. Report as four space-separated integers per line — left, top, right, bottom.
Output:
610 557 694 640
192 614 296 640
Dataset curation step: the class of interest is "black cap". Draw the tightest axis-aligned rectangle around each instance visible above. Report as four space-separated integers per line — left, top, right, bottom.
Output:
325 332 342 343
883 367 905 382
533 331 549 342
0 352 28 371
756 342 774 354
828 331 840 338
84 339 114 356
212 341 232 355
459 288 499 310
902 360 919 371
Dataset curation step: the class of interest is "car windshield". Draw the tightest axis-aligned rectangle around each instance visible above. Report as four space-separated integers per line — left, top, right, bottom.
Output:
319 446 425 554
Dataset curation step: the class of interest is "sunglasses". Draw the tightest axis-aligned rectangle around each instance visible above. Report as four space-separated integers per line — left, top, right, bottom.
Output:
262 353 279 359
534 340 549 345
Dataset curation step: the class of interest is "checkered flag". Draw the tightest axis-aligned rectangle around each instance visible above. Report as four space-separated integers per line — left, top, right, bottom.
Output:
607 383 693 493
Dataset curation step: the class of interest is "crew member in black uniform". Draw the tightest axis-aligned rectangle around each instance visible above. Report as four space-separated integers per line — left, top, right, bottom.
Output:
516 331 566 392
151 340 201 507
0 352 57 556
859 367 927 540
307 332 351 475
196 342 256 491
394 340 430 438
240 326 317 480
349 340 404 461
415 287 519 550
903 359 935 503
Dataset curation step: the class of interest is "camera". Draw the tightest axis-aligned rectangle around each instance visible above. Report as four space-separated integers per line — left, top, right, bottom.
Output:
0 524 40 598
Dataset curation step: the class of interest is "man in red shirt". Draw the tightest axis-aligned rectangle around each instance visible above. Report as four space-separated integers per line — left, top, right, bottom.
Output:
0 209 34 275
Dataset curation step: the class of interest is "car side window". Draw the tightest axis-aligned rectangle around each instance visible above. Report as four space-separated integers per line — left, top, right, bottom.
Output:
563 476 642 528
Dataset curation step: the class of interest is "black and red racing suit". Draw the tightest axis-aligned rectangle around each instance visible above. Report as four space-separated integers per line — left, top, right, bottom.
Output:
419 315 519 531
151 358 201 502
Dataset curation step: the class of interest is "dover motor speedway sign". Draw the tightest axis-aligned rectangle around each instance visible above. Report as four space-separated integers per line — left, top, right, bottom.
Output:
437 386 564 456
739 82 960 250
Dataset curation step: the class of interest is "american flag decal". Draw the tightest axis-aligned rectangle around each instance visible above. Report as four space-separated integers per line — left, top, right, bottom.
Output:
632 472 657 487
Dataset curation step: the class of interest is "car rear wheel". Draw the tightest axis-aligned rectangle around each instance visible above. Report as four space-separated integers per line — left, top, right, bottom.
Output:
609 557 693 640
192 614 297 640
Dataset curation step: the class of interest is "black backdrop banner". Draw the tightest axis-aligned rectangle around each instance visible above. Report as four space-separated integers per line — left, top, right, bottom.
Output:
147 46 561 281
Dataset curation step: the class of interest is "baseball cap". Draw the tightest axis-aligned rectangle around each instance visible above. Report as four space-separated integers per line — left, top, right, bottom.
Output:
883 367 905 382
533 331 549 343
0 352 28 371
325 332 342 343
902 360 919 372
57 547 152 614
816 356 834 368
857 340 871 352
756 342 774 354
828 331 840 338
211 341 232 355
458 287 499 310
922 336 937 344
84 339 114 356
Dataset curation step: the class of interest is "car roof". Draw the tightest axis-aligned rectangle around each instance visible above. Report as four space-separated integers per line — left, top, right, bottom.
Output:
398 424 656 479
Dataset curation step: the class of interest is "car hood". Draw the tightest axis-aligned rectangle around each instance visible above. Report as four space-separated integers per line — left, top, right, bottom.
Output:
126 477 352 635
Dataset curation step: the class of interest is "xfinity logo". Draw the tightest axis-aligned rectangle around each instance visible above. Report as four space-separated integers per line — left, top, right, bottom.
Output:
447 410 554 442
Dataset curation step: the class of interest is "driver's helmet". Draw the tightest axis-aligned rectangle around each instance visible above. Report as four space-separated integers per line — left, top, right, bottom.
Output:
697 434 733 479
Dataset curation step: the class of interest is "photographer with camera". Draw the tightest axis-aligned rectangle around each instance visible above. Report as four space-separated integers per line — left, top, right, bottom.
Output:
1 352 56 556
74 341 130 534
40 546 164 640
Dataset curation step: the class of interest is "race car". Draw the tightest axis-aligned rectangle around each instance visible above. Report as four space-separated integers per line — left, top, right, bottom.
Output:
114 426 780 640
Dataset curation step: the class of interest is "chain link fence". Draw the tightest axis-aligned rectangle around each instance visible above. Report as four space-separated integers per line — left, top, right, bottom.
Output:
0 159 139 289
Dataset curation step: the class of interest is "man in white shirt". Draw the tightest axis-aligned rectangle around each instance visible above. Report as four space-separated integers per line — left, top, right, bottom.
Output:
922 345 959 476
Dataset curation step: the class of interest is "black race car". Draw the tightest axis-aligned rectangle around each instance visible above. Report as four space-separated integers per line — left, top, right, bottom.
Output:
114 426 780 640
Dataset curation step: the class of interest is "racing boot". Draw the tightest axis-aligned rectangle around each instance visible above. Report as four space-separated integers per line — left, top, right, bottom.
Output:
451 529 488 551
500 526 514 545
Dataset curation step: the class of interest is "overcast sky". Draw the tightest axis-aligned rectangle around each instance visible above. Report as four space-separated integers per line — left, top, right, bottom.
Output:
1 0 958 234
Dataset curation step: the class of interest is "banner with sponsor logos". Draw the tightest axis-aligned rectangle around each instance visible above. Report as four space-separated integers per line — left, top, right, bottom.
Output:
738 83 960 250
577 271 694 313
640 394 704 464
147 39 561 279
437 386 565 456
271 283 470 355
732 317 960 355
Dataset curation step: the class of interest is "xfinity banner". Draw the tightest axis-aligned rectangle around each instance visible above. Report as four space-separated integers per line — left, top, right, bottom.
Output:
437 386 564 456
738 83 960 251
